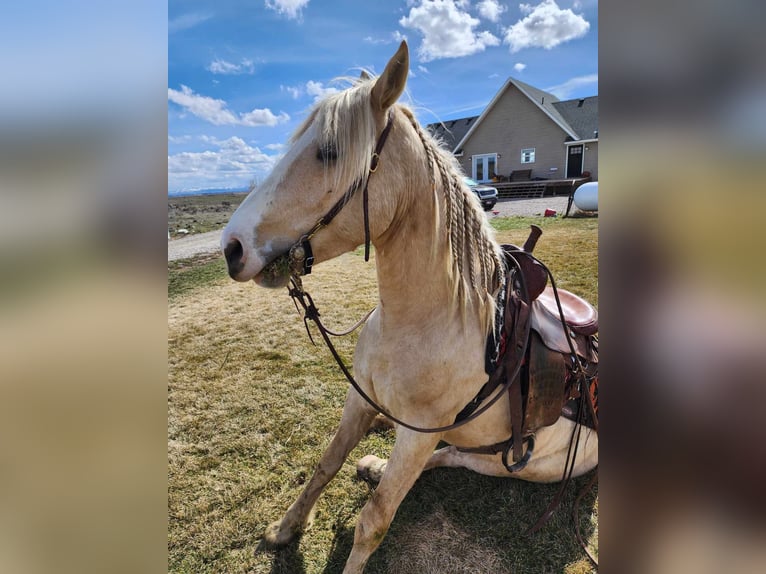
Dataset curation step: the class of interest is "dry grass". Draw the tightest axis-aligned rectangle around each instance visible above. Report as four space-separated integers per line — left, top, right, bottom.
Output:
168 217 598 573
168 192 246 238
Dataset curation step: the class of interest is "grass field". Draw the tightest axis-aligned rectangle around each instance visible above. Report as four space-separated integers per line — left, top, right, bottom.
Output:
168 216 598 573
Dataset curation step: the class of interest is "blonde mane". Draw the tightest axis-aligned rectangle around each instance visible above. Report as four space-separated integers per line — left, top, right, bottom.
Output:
403 108 505 302
293 79 505 329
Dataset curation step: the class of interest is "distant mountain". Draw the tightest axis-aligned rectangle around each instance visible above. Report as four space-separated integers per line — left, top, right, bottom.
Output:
168 186 249 198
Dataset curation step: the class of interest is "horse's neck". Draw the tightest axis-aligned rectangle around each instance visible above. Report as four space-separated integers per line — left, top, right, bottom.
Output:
372 190 481 331
374 237 450 328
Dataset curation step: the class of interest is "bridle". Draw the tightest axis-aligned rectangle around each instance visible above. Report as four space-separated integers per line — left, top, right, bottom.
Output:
285 112 395 278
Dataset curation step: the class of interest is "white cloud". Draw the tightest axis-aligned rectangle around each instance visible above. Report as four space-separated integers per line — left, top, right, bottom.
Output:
168 134 192 144
281 80 340 102
400 0 500 62
168 136 282 189
514 62 527 72
169 12 213 34
281 84 303 99
306 80 340 100
477 0 507 22
265 0 310 20
168 85 239 125
544 73 597 98
504 0 589 53
207 58 255 75
241 108 290 127
168 85 289 127
364 31 407 45
418 65 430 74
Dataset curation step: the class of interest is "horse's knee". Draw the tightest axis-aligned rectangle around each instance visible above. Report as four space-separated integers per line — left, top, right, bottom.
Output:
355 492 390 546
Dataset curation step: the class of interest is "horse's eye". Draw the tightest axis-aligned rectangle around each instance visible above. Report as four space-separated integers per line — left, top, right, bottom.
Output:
317 143 337 162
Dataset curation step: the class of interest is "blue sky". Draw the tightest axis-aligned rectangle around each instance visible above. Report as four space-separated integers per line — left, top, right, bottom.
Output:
168 0 598 192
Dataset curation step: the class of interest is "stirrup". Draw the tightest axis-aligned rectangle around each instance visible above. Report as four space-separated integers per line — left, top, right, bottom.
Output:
502 435 535 473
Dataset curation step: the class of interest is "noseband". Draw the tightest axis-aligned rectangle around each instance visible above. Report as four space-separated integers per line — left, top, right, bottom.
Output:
287 113 395 277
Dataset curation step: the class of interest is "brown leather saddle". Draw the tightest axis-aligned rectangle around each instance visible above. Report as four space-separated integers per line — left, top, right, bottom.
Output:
456 226 598 471
505 237 598 461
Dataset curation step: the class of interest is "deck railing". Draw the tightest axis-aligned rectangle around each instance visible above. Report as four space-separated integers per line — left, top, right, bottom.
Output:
491 177 591 200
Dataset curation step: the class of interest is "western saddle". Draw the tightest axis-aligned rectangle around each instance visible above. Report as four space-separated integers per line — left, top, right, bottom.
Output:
456 225 599 472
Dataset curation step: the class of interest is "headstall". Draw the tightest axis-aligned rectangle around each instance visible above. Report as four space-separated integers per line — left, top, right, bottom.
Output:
287 112 395 278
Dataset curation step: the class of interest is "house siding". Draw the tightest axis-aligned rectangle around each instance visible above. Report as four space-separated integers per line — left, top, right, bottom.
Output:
459 84 571 181
582 141 598 180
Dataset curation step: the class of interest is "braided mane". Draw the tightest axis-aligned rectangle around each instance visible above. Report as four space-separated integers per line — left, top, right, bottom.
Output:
403 108 505 314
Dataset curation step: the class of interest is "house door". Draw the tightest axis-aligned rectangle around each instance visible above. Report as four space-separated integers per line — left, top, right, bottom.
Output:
566 145 583 177
472 154 497 182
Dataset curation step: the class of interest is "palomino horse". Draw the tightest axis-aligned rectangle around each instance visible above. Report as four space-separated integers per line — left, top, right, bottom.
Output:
221 41 598 573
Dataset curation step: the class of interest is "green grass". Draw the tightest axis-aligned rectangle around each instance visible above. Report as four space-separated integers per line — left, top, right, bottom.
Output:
168 216 598 573
490 214 598 233
168 255 228 300
492 217 598 307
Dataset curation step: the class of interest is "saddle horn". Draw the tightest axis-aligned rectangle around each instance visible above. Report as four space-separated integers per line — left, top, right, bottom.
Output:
522 224 543 253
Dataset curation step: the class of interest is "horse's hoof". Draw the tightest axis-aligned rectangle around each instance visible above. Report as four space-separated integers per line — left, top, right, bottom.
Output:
356 455 387 484
259 519 300 549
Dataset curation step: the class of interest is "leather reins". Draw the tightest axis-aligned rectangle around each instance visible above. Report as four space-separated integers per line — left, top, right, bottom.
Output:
287 251 532 434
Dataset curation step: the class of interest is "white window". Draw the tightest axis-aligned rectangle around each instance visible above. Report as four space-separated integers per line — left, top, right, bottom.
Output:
472 153 498 182
521 148 535 164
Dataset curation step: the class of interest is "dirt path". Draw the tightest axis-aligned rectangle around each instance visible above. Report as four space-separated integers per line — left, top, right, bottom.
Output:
167 196 575 262
168 229 222 262
492 195 570 218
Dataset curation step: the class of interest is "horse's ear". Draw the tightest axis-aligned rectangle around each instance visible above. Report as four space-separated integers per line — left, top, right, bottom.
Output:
359 70 371 81
371 41 409 112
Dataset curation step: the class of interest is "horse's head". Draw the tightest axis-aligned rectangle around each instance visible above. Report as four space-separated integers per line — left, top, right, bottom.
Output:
221 42 410 287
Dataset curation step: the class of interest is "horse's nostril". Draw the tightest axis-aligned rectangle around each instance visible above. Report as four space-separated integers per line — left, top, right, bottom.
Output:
224 238 245 277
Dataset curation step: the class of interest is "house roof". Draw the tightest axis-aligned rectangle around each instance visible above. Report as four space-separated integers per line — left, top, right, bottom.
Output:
450 77 598 153
426 115 479 151
509 78 579 139
552 95 599 140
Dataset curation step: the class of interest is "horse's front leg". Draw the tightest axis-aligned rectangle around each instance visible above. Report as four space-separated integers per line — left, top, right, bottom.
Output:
261 390 376 548
343 428 442 574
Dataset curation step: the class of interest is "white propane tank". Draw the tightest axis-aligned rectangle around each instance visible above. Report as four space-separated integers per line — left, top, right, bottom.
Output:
573 181 598 211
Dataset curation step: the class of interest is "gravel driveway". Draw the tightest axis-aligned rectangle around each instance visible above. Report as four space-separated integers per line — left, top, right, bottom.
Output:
168 230 223 262
167 196 574 262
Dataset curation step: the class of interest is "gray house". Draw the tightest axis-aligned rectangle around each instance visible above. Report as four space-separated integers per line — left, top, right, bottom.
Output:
428 78 598 184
